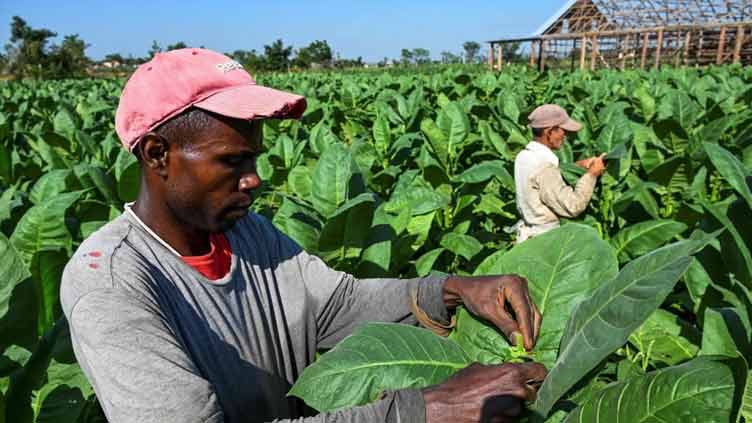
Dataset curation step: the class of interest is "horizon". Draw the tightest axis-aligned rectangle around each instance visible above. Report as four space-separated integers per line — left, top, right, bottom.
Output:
0 0 564 62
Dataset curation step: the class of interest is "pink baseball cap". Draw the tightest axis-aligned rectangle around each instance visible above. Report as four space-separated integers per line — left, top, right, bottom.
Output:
115 48 307 151
527 104 582 131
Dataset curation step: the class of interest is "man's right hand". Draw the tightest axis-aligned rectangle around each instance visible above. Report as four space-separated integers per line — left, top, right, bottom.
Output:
586 154 607 177
422 362 547 423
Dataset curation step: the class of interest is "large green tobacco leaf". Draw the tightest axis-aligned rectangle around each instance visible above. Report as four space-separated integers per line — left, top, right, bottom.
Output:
318 193 376 260
466 224 618 367
10 191 85 265
628 309 700 366
534 238 704 416
29 170 73 205
704 142 752 208
562 358 735 423
311 143 362 218
610 219 687 262
289 323 468 412
273 198 321 252
30 250 69 335
34 361 93 423
699 308 751 358
0 232 31 319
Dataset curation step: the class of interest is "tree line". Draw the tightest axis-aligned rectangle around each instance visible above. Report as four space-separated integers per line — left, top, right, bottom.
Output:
1 16 522 80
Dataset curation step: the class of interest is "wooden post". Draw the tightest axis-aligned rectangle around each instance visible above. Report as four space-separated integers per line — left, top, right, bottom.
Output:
590 36 598 71
655 29 664 69
621 35 630 69
717 26 727 64
696 30 704 66
529 41 536 68
733 25 745 64
488 43 495 69
539 40 546 71
497 44 503 69
683 31 692 65
640 32 649 69
579 36 587 70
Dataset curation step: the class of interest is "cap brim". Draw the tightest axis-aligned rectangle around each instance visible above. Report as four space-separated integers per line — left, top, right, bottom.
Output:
193 84 307 121
560 118 582 132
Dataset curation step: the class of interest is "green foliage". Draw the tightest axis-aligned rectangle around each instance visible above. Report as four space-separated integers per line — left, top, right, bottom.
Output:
2 64 752 422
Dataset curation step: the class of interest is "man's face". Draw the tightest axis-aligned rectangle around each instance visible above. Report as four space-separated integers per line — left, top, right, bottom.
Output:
547 126 567 150
164 116 263 233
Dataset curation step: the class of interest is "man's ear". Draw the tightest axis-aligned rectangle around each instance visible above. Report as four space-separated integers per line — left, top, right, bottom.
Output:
138 132 170 177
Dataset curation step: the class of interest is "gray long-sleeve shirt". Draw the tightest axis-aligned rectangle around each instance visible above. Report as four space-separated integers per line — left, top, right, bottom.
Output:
60 211 449 423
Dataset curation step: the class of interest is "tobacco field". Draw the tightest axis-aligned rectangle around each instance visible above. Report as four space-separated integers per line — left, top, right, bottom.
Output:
1 64 751 422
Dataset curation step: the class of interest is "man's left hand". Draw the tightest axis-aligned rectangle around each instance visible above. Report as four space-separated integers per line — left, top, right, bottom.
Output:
442 275 541 351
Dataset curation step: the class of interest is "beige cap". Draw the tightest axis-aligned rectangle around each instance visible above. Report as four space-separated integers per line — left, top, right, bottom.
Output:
528 104 582 131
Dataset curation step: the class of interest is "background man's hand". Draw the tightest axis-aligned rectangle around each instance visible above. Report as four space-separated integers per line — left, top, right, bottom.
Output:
422 362 547 423
575 157 595 169
443 275 541 351
586 153 607 177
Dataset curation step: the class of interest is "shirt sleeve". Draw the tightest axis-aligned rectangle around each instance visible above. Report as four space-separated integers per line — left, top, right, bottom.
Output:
284 389 425 423
67 288 225 423
265 217 449 350
535 165 597 218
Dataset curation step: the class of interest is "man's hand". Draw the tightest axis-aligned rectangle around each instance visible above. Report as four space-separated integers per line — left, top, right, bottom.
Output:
443 275 541 351
575 157 595 169
586 154 607 177
422 362 547 423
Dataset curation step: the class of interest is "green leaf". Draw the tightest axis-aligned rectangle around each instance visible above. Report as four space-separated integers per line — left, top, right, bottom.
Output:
420 118 448 168
439 232 482 261
415 248 444 277
289 323 468 412
311 143 360 218
35 361 93 423
10 191 84 265
384 187 449 216
30 250 69 335
562 358 735 423
272 198 321 253
113 149 140 203
610 219 687 262
628 309 700 366
534 238 703 416
287 165 312 200
73 164 117 204
0 232 31 320
29 170 72 205
52 108 77 141
453 160 513 188
318 193 376 259
372 114 391 159
699 308 751 358
467 225 618 367
704 142 752 209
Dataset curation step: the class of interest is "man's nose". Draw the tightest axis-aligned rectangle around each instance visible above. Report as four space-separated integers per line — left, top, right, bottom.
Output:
239 173 261 193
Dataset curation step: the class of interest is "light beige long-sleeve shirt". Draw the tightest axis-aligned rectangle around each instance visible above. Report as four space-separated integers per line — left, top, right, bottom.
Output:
513 141 596 242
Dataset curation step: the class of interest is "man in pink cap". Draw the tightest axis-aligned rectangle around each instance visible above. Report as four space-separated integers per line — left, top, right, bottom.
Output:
513 104 606 243
60 48 546 423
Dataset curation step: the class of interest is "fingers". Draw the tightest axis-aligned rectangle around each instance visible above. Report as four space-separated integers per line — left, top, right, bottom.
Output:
517 362 548 385
491 293 522 345
502 282 535 351
528 290 542 344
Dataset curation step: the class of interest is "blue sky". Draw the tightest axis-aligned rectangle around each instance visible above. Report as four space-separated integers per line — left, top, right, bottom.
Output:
0 1 564 62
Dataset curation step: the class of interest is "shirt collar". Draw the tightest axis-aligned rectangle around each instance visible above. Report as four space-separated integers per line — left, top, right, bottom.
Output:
526 141 560 167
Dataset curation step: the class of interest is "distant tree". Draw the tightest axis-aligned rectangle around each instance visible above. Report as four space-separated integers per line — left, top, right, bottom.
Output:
228 49 266 72
166 41 188 51
4 16 91 79
47 34 89 78
377 56 390 67
334 56 364 68
440 51 462 64
295 40 333 68
412 48 431 65
400 49 413 66
5 16 57 78
104 53 124 63
148 40 162 58
462 41 481 63
264 39 293 71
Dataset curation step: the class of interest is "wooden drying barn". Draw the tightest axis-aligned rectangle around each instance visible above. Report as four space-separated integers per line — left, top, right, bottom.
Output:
488 0 752 71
